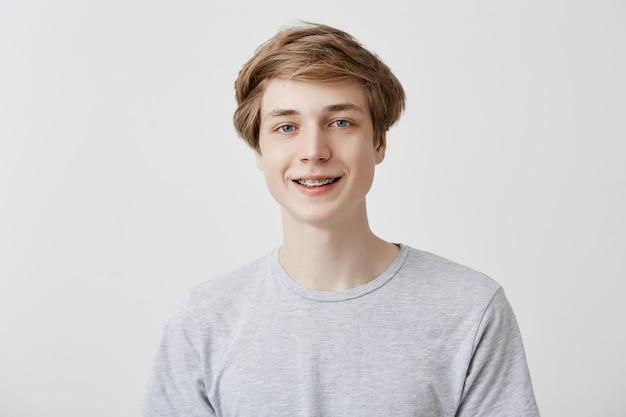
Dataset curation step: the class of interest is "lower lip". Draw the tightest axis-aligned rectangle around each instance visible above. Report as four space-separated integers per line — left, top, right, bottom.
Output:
293 178 341 196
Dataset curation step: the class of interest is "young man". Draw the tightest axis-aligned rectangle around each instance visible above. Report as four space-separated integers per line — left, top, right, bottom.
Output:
143 22 540 416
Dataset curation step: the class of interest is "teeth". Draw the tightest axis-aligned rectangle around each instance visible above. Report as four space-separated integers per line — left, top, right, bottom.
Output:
297 178 336 187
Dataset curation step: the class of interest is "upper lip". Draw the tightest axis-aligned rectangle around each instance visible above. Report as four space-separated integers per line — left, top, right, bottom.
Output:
291 175 341 180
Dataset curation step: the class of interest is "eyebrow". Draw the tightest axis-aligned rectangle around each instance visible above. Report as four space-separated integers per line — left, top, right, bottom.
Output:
265 103 363 120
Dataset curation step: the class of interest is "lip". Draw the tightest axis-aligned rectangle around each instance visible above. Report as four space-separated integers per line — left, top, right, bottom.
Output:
291 174 341 180
291 176 342 196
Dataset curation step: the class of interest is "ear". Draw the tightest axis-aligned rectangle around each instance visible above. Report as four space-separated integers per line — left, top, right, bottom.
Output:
374 134 386 165
255 150 264 171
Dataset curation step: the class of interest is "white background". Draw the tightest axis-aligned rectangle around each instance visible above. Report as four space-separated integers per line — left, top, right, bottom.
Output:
1 0 624 416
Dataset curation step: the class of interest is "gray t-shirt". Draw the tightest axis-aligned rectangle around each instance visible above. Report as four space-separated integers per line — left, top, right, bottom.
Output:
143 245 540 416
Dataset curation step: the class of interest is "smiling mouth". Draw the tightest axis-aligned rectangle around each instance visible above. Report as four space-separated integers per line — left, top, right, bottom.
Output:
294 177 340 187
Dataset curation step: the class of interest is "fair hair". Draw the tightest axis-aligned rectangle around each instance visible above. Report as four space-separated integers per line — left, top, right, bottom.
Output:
233 22 406 152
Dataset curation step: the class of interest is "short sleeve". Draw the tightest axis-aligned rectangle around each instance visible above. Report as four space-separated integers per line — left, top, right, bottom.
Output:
456 288 541 417
142 296 216 417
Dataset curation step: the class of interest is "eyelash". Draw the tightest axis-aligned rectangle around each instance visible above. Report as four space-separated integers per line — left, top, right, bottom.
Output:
276 120 351 134
278 125 295 134
332 119 351 128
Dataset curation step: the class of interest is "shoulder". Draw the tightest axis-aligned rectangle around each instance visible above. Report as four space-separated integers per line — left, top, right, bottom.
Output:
192 251 271 295
396 245 502 308
403 245 499 287
177 250 276 323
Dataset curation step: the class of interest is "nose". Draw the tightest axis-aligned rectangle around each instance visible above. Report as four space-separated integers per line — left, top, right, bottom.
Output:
299 126 331 163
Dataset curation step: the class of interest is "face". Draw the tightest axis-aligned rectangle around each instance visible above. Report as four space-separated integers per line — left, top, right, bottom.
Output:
256 78 385 228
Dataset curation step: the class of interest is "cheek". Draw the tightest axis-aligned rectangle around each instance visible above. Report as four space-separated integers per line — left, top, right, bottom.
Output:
261 163 288 205
354 151 378 189
353 147 379 170
259 155 286 184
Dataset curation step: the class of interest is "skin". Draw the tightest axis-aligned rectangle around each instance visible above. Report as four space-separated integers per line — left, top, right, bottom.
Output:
256 78 399 291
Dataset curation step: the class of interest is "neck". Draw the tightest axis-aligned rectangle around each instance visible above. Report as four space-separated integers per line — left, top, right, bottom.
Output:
279 207 399 291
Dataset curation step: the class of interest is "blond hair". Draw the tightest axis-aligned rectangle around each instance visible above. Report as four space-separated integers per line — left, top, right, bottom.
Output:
233 22 406 151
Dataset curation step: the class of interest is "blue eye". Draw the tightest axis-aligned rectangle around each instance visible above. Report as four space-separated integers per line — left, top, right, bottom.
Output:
278 125 294 133
333 120 350 128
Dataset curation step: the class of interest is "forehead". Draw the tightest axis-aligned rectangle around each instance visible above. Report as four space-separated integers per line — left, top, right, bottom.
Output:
260 78 370 120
